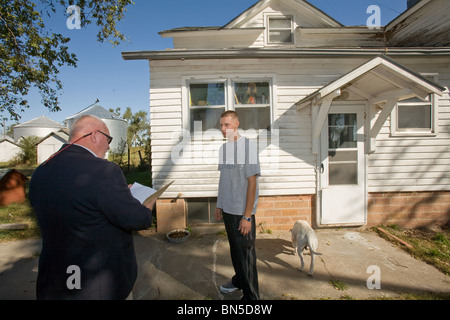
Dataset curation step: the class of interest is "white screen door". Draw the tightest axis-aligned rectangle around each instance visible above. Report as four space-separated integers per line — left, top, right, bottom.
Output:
320 105 366 225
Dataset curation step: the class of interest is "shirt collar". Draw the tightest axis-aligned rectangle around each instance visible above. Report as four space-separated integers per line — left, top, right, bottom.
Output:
73 144 98 157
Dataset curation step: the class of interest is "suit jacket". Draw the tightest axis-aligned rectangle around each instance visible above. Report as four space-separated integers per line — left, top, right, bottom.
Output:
29 145 152 300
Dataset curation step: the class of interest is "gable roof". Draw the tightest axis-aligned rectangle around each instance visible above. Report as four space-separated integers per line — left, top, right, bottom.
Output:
296 55 446 153
0 138 19 146
160 0 342 37
223 0 342 29
297 55 445 110
36 129 69 145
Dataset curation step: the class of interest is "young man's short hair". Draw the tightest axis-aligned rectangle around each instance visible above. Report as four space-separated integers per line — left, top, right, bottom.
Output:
220 110 239 120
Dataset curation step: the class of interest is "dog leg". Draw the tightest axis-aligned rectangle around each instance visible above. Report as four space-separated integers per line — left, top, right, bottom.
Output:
308 252 315 277
298 248 305 271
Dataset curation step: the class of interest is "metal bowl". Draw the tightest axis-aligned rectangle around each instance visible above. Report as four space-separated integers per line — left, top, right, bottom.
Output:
166 229 190 243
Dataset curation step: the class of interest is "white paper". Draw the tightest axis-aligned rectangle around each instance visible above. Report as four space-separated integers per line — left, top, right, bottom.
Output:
130 182 156 204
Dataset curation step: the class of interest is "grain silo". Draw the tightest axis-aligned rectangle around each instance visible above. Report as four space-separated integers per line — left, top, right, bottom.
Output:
13 116 63 142
65 105 127 153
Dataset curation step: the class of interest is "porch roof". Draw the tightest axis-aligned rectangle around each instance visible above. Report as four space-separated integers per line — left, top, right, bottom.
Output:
295 55 446 154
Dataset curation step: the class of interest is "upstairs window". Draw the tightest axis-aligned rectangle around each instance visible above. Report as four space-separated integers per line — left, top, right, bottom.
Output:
268 16 293 44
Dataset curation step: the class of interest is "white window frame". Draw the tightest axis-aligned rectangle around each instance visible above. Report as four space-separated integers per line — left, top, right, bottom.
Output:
391 74 439 137
185 79 227 133
265 14 294 46
182 75 276 133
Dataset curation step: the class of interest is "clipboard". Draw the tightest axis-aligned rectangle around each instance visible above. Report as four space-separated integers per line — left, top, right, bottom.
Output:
130 181 174 206
142 180 174 206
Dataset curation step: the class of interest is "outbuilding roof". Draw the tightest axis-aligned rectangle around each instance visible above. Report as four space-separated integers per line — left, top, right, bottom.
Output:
66 105 124 121
14 116 62 128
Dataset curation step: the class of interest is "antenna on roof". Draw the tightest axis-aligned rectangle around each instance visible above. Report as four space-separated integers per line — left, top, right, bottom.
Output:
89 99 100 107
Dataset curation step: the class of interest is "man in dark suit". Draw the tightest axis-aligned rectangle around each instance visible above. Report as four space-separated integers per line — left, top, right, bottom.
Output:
29 115 155 300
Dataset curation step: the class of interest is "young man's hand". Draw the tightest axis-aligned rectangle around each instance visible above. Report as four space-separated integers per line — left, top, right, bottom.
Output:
214 208 223 221
239 218 252 236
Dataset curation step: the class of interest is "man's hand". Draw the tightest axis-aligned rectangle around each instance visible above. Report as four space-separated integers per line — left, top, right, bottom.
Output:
144 198 157 210
239 217 252 236
214 208 223 221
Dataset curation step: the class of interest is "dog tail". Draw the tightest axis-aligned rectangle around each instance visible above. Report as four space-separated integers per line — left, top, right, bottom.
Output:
307 245 322 255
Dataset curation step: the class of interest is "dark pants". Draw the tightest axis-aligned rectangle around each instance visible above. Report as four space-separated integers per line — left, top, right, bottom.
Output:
222 212 259 300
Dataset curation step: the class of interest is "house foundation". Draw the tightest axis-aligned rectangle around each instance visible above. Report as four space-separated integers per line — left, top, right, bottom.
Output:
367 191 450 229
155 191 450 233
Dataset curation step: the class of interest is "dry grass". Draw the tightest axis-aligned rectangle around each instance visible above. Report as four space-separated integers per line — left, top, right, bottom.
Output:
374 224 450 276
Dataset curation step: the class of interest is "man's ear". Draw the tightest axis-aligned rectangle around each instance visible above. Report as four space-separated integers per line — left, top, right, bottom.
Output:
89 131 98 143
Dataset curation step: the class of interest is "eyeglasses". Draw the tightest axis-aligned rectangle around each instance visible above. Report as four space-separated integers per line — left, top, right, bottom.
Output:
96 130 113 145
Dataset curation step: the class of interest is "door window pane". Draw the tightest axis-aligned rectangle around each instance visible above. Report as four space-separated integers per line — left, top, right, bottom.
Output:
328 114 357 149
328 113 358 186
328 150 357 185
329 163 357 185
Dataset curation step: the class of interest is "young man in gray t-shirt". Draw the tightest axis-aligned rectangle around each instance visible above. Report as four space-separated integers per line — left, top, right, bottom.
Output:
214 110 260 300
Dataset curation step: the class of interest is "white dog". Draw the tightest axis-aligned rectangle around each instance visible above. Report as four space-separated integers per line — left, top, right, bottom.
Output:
291 220 322 276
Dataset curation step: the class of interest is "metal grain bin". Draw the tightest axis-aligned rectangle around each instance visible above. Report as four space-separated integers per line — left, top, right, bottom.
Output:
13 116 63 142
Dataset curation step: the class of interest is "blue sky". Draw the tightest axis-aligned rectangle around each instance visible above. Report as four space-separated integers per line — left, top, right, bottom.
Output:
4 0 407 128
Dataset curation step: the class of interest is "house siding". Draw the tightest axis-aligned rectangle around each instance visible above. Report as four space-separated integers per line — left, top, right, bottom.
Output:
149 55 450 231
149 57 371 197
128 0 450 231
367 57 450 193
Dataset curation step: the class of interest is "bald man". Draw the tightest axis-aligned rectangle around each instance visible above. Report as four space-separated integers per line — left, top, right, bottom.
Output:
29 115 155 300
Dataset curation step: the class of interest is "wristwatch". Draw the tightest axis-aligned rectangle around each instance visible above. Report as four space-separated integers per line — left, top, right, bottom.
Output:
242 216 251 222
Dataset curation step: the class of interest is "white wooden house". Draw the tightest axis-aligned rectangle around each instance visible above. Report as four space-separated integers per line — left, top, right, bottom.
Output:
122 0 450 232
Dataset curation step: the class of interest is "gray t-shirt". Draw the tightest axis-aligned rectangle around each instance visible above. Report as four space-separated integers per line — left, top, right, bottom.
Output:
217 137 260 215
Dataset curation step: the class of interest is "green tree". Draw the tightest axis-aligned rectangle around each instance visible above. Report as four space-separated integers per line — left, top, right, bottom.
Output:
14 135 40 164
0 0 134 120
122 107 150 148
